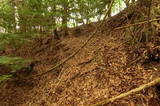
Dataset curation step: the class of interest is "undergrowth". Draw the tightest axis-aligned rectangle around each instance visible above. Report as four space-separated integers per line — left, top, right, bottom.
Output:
0 56 33 83
0 33 30 51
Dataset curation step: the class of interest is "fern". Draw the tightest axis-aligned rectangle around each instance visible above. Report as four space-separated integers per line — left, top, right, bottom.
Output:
0 33 29 51
0 56 33 82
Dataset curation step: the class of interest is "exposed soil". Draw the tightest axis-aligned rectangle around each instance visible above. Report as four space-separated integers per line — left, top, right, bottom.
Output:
0 5 160 106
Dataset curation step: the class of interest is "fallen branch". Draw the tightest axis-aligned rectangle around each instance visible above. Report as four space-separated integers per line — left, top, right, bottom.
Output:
28 0 115 78
114 18 160 30
92 77 160 106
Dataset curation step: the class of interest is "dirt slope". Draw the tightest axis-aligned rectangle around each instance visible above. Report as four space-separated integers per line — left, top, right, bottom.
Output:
0 10 160 106
0 27 159 106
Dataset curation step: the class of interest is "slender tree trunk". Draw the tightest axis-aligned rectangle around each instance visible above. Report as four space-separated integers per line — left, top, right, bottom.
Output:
61 1 69 37
62 2 68 28
11 0 17 33
107 0 112 17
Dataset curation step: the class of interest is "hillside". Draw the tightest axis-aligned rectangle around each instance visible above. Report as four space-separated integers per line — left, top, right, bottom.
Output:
0 1 160 106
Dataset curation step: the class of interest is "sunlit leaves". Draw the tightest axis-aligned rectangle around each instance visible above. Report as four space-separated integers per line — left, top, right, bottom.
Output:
0 0 16 32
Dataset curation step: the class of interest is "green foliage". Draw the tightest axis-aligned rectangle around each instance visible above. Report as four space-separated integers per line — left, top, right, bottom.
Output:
0 0 124 34
0 75 12 83
112 0 123 13
0 0 124 50
0 0 16 33
0 33 29 51
0 56 32 72
0 0 126 51
0 56 32 82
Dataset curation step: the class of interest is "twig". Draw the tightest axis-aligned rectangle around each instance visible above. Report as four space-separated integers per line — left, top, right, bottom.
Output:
92 77 160 106
114 18 160 30
77 58 94 66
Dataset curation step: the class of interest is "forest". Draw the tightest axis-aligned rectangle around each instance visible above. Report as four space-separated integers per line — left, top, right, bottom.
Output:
0 0 160 105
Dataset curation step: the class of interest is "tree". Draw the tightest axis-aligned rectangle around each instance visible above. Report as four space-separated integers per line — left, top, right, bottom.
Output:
0 0 16 33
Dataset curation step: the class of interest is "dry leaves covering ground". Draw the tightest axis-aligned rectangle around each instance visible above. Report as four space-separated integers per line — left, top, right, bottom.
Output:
0 22 160 106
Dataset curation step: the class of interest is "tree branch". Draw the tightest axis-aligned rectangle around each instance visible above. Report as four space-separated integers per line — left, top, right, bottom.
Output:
114 18 160 30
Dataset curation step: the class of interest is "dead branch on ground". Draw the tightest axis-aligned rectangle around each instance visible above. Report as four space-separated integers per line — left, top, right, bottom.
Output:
92 77 160 106
114 18 160 30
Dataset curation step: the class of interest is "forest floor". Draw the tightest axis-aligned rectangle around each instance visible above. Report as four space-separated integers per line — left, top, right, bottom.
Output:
0 16 160 106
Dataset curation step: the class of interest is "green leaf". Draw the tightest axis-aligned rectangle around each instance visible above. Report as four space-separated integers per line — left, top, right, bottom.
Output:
0 74 12 82
0 56 32 73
